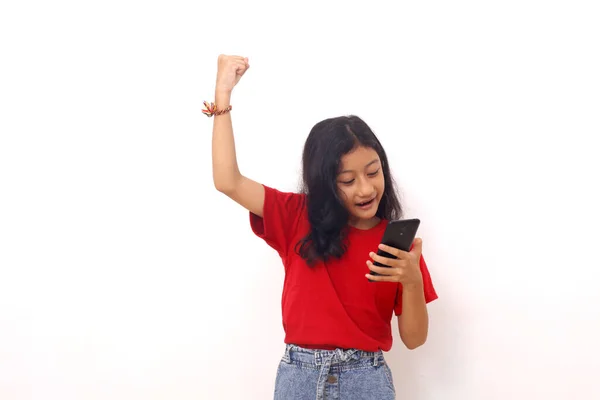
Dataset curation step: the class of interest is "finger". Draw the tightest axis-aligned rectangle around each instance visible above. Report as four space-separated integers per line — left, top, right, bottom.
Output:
226 55 246 62
377 244 409 259
232 57 249 68
365 273 397 282
411 238 423 255
232 60 247 68
232 61 249 76
366 260 398 276
368 252 397 267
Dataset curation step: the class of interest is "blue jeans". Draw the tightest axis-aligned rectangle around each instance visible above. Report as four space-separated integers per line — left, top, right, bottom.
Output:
274 344 396 399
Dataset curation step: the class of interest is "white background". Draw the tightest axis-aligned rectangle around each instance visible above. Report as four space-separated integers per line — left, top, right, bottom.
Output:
1 1 599 399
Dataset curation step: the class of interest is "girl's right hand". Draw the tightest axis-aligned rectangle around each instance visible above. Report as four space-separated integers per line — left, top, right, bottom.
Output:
215 54 249 94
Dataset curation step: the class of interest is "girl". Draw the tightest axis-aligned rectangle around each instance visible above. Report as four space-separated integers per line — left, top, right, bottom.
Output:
208 55 438 400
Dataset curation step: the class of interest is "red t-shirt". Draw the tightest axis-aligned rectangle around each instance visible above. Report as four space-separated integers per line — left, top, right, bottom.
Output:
250 185 438 352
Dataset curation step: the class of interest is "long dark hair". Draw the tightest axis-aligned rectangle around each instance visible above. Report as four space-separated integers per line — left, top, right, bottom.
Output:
294 115 403 266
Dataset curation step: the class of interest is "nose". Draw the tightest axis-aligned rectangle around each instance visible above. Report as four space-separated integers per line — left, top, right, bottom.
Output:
357 177 375 197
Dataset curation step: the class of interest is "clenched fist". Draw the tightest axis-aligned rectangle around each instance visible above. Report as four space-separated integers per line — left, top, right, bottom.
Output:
216 54 249 94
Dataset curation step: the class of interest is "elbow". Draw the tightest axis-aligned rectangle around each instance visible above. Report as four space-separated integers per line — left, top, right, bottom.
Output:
405 338 426 350
398 313 429 350
401 332 428 350
213 176 239 195
213 171 241 195
214 181 234 195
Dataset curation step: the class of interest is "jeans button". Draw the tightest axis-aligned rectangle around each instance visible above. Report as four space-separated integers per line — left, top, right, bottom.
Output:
327 375 337 384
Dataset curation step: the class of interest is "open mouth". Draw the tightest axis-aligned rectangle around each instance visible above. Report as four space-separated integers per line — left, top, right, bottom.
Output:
356 198 375 207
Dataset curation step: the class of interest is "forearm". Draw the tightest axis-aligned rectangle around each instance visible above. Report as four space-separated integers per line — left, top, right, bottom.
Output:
398 283 429 349
212 90 241 193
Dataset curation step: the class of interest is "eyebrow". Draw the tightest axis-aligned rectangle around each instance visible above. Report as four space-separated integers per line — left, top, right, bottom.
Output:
339 159 380 174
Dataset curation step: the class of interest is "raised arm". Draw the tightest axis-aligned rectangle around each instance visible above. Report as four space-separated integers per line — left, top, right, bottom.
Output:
211 55 265 217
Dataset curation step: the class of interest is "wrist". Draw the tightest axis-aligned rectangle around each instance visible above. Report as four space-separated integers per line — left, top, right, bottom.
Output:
214 90 232 109
215 87 232 99
403 280 424 292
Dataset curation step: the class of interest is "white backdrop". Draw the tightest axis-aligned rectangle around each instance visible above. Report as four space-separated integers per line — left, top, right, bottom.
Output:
1 1 599 399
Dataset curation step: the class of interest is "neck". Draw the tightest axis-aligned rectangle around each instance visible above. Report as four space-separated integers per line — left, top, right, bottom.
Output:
348 216 381 230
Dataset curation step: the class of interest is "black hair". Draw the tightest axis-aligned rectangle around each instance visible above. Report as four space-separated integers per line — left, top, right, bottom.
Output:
294 115 403 266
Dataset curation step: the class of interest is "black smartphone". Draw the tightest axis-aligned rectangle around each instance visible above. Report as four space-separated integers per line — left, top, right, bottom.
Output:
370 218 420 277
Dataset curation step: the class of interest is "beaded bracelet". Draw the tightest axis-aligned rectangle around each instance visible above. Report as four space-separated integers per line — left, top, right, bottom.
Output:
202 101 232 117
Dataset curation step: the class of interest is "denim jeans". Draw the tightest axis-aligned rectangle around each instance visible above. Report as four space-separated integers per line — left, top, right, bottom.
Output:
274 344 396 399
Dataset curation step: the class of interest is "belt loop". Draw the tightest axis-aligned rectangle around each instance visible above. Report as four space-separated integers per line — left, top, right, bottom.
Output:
373 351 379 367
314 351 320 366
282 345 291 364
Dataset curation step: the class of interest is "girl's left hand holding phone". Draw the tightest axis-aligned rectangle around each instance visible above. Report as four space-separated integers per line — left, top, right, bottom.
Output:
366 238 424 287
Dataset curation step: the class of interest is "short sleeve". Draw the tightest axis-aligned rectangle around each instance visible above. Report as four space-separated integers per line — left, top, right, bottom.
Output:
249 184 305 258
394 254 438 316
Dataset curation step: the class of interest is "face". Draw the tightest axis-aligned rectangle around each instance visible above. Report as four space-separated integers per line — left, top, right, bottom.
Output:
336 146 385 229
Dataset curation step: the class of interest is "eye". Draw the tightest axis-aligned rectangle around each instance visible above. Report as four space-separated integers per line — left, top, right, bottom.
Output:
367 169 380 177
340 179 355 185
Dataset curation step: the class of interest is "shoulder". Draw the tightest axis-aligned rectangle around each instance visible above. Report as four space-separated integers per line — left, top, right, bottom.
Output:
249 184 308 257
262 184 306 212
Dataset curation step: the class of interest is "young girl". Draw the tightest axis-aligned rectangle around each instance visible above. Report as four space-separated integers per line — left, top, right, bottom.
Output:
208 55 438 400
